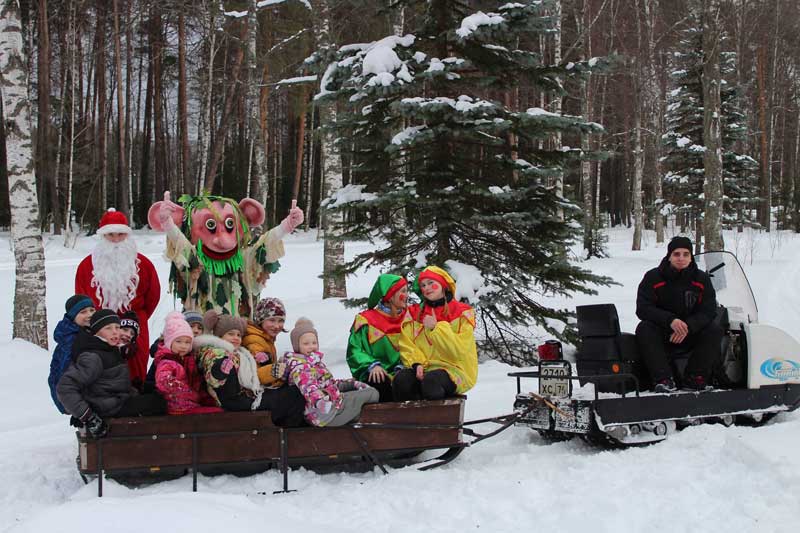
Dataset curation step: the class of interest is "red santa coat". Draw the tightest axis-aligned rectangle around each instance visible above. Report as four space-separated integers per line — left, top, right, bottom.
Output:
75 253 161 385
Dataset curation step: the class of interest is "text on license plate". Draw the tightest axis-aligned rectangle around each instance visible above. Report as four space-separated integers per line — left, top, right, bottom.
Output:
539 361 572 398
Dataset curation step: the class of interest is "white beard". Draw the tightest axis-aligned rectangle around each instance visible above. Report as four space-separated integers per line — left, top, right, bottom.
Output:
91 237 140 312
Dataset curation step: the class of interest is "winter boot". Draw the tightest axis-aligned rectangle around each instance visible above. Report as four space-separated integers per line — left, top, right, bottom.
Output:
653 377 677 394
682 374 712 391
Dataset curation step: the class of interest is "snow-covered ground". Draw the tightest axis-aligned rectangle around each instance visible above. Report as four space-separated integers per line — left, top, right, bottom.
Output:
0 226 798 533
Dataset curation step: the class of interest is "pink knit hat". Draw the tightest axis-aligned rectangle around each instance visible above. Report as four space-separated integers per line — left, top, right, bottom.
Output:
163 311 194 351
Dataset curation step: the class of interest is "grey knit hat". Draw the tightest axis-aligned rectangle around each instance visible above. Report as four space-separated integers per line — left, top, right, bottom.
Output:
203 310 247 339
289 317 318 352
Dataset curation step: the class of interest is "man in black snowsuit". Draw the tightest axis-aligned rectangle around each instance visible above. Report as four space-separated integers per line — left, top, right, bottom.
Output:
635 236 722 392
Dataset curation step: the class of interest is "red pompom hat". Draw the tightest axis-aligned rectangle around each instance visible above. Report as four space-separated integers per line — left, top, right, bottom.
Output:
97 208 132 235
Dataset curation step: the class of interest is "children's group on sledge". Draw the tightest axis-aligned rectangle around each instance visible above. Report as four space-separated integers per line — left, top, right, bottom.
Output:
47 205 479 439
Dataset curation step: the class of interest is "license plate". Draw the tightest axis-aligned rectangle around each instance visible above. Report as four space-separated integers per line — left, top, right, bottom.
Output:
539 361 572 399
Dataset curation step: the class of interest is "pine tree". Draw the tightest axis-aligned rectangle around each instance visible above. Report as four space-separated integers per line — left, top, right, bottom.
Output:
661 11 759 231
315 0 611 364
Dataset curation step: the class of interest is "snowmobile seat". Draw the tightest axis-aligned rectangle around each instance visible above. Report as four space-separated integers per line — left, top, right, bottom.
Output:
575 304 645 393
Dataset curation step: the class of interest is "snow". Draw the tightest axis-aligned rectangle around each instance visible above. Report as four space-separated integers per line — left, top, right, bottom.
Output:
401 95 495 113
526 106 559 117
276 75 317 86
361 35 415 77
256 0 312 9
391 126 425 146
676 136 692 147
1 227 800 531
321 183 378 208
456 11 506 38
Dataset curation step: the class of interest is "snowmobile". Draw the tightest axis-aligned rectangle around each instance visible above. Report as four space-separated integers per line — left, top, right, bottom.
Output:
511 251 800 446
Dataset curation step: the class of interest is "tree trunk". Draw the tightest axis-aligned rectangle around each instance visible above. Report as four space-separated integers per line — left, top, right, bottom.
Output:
112 0 128 215
642 0 664 243
95 0 107 211
0 0 48 348
702 0 724 251
37 0 60 233
246 0 268 203
312 0 346 297
756 43 770 230
151 5 165 199
178 7 190 195
552 0 564 219
632 111 644 250
204 19 247 193
64 0 77 245
580 0 593 255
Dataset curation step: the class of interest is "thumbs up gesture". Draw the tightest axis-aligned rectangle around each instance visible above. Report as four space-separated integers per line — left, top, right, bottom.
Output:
280 199 305 233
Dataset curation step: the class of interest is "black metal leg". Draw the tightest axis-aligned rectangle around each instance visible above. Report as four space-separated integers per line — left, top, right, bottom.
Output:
349 427 388 475
192 436 198 492
97 440 103 498
273 428 296 494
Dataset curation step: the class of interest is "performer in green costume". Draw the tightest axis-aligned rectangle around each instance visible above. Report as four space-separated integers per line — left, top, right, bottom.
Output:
346 274 409 402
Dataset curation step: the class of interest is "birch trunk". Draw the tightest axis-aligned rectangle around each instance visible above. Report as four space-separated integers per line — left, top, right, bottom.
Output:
312 0 346 298
64 1 76 246
632 110 644 250
579 0 593 255
702 0 724 251
247 0 268 204
1 0 49 348
552 0 564 218
642 0 664 243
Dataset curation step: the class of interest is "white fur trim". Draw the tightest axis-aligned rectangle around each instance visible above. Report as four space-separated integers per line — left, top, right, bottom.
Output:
97 223 132 235
194 334 263 407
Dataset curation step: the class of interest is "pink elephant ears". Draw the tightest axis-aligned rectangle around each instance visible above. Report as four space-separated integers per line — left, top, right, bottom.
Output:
238 198 266 227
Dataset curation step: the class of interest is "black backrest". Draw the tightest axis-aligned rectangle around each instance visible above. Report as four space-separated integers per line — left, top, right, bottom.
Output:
576 304 620 338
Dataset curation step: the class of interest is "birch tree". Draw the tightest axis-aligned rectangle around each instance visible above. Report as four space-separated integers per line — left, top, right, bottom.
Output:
312 0 346 298
0 0 49 348
702 0 724 250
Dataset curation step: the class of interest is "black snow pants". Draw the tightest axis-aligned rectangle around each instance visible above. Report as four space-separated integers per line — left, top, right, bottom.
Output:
635 320 723 383
392 368 456 401
257 386 307 427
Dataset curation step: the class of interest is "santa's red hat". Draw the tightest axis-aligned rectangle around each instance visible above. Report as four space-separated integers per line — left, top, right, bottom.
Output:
97 208 132 235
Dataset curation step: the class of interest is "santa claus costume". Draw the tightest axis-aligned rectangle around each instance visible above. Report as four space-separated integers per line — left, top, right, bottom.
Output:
75 209 161 388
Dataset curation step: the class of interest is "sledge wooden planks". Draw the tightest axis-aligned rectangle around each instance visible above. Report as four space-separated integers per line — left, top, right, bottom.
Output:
78 398 465 474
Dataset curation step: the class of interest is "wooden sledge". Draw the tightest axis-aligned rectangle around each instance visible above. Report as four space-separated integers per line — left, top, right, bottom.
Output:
77 399 466 496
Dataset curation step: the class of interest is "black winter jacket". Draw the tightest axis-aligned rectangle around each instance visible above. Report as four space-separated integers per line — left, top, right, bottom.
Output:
635 258 718 334
56 333 133 418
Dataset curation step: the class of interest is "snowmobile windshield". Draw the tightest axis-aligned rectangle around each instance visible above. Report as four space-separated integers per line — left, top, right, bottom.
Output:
696 251 758 327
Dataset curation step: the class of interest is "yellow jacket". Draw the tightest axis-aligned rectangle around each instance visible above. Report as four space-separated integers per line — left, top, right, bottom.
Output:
399 303 478 394
242 322 284 387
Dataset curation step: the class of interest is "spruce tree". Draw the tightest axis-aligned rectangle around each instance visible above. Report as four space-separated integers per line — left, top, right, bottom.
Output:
314 0 610 364
662 12 759 230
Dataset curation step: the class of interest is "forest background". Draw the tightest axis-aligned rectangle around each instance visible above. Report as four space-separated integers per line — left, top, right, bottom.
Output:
1 0 798 361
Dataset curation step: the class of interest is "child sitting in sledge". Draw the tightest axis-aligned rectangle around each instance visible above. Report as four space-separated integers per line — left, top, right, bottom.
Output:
144 309 204 393
48 294 96 413
243 296 289 386
57 310 166 438
119 311 140 363
281 318 378 427
153 312 222 415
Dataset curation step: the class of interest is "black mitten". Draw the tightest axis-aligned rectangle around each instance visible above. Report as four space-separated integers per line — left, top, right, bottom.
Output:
82 411 109 439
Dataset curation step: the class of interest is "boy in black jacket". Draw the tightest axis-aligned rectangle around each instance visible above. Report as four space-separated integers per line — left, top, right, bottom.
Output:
635 236 722 392
57 310 165 438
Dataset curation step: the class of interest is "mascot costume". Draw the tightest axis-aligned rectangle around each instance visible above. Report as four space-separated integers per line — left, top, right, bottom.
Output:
148 191 304 317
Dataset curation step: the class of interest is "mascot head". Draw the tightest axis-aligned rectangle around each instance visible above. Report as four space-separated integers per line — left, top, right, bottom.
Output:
148 193 266 276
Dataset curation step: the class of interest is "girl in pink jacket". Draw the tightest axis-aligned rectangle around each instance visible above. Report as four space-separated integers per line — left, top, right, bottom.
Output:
154 312 222 415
